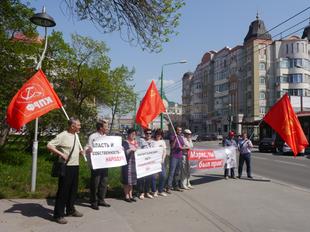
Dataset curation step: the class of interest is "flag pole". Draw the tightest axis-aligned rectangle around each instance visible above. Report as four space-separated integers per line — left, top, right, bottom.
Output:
164 112 181 147
248 118 264 141
61 106 87 161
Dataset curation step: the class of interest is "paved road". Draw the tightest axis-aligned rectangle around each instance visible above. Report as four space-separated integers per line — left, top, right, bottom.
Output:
252 151 310 190
195 140 310 190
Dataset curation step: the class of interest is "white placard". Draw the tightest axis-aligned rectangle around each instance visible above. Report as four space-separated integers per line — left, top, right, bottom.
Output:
135 147 163 178
91 136 127 169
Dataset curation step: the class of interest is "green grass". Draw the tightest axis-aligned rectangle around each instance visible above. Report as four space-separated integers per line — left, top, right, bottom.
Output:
0 143 123 199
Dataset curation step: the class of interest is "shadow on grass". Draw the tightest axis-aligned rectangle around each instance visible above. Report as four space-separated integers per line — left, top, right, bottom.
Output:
4 200 53 221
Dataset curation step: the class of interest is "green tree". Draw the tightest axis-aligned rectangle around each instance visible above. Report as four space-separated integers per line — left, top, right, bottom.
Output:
0 0 39 147
63 0 185 52
105 66 136 132
59 34 111 134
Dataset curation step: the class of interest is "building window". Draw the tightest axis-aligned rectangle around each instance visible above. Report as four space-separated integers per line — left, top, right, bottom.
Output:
259 62 266 70
279 58 289 68
260 76 265 84
260 91 266 100
286 44 289 54
260 107 266 114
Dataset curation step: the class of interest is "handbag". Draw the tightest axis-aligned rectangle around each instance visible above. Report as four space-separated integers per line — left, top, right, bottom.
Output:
51 134 76 177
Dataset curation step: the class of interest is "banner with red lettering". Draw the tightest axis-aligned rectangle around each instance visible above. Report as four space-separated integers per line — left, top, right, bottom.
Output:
90 136 127 169
188 147 237 170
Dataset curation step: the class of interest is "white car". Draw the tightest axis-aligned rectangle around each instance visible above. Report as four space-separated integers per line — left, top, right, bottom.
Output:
282 142 305 155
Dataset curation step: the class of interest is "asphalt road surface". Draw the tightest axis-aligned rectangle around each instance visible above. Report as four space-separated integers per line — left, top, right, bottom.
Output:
195 140 310 190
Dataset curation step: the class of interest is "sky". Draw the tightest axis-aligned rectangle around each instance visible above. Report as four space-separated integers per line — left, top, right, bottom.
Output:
24 0 310 103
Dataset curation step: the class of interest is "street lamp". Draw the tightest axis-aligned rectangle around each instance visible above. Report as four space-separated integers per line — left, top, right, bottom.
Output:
160 60 187 129
30 6 56 192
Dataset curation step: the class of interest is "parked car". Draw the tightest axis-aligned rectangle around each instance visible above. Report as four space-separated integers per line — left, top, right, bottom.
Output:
258 137 276 152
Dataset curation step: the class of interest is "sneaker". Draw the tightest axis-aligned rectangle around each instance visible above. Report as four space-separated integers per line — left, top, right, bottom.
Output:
139 194 145 200
237 175 241 179
248 176 253 179
130 197 137 202
188 185 194 189
182 186 190 190
55 217 68 224
152 191 159 197
146 193 154 199
225 176 229 180
231 176 237 179
158 192 167 197
67 210 83 217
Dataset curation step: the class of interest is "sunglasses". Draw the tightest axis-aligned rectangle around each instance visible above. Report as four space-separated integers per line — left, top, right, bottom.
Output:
145 132 152 135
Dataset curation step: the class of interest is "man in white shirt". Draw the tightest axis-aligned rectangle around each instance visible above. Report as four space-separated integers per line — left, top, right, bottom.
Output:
238 132 254 179
85 119 111 210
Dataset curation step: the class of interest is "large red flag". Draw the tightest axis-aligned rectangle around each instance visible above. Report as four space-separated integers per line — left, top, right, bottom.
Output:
136 80 166 128
7 69 63 129
263 93 308 156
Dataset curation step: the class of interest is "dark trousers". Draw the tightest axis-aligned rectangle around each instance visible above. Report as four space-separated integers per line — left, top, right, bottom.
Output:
224 168 235 177
137 175 152 194
238 153 251 177
54 166 79 218
167 156 182 188
90 168 108 204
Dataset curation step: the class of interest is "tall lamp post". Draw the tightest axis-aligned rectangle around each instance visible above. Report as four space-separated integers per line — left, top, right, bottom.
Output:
30 7 56 192
160 60 187 129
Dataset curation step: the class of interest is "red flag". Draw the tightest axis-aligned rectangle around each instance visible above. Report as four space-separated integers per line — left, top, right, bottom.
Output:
6 69 63 129
136 80 166 128
263 93 308 156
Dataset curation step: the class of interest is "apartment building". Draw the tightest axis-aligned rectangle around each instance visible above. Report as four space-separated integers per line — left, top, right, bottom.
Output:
183 15 310 137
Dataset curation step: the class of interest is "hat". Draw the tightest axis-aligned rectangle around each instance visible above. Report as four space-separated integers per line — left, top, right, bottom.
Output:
228 131 235 137
184 129 192 134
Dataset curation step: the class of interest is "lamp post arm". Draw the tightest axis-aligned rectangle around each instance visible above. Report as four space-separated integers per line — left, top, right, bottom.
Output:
35 27 48 70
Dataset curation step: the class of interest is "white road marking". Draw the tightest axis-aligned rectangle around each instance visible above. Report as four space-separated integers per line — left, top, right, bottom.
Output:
274 160 307 167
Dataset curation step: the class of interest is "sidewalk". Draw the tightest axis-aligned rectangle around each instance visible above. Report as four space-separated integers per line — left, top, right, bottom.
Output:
1 169 310 232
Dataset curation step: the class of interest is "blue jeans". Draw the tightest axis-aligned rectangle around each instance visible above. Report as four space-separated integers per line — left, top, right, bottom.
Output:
238 153 251 177
167 156 182 188
156 163 166 193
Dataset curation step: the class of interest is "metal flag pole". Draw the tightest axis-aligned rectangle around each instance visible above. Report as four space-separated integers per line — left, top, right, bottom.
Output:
164 112 181 147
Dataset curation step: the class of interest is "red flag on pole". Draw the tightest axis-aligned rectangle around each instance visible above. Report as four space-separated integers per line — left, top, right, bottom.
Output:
263 93 308 156
6 69 63 129
136 80 166 128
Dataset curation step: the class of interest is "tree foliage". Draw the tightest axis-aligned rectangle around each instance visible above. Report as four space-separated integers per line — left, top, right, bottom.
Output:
64 0 185 52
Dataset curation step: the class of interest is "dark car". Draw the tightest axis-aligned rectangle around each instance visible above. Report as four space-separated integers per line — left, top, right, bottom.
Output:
259 137 276 152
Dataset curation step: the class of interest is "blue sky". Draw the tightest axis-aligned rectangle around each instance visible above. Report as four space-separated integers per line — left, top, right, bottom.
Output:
25 0 310 103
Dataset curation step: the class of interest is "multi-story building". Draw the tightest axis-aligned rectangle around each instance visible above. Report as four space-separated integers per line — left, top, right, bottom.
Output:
183 15 310 138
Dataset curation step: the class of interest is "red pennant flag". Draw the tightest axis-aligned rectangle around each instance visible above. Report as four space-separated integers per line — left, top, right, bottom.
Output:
6 69 63 129
136 80 166 128
263 93 309 156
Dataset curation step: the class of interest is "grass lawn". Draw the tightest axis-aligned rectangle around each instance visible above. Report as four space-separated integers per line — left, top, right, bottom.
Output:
0 141 123 199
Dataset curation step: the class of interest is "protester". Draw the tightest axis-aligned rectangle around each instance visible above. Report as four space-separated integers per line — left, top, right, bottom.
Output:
238 132 254 178
47 117 83 224
85 119 111 210
152 128 168 196
181 129 194 189
167 126 185 193
223 131 238 179
137 128 155 199
121 128 138 203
